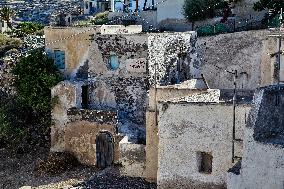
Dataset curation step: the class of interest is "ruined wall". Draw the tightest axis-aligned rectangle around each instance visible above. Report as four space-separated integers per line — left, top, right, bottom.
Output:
51 81 120 165
51 81 81 152
198 29 271 90
148 32 201 86
157 102 250 189
119 136 147 178
44 27 99 78
228 85 284 189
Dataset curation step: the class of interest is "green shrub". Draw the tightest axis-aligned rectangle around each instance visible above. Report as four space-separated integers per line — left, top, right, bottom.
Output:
15 22 44 37
91 11 109 25
13 48 63 113
0 34 22 57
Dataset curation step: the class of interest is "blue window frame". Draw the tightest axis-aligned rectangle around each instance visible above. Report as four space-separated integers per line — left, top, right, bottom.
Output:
54 50 65 69
108 54 119 70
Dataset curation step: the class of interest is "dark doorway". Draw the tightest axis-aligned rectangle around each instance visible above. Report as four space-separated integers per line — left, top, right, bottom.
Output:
81 85 88 109
96 132 114 168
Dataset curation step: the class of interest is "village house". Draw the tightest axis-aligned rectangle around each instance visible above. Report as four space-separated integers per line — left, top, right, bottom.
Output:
45 25 201 168
44 19 284 188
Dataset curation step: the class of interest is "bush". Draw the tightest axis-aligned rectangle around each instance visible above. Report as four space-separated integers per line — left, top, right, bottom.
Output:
0 34 22 57
0 48 63 149
15 22 44 37
91 11 109 25
0 98 28 148
13 48 63 113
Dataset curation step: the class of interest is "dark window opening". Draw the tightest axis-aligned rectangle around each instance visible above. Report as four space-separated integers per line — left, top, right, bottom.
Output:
198 152 213 174
81 85 89 109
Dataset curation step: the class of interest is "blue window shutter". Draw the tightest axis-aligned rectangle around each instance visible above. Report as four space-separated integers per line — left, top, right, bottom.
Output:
54 50 65 69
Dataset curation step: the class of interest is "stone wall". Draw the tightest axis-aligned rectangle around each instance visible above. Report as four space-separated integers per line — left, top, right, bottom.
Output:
227 85 284 189
157 102 250 189
148 32 201 86
119 136 147 178
51 81 120 165
198 29 271 90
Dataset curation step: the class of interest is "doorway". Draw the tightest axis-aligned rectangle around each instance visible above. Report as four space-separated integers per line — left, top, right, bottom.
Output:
96 132 114 168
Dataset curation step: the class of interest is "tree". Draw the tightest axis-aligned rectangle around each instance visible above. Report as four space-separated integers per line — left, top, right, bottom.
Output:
16 22 44 36
183 0 229 30
254 0 284 15
0 6 15 29
13 48 63 113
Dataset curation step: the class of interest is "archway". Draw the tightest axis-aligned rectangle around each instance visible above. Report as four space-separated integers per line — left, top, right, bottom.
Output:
96 131 114 168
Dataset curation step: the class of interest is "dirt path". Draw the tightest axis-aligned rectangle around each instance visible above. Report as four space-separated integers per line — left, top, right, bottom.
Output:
0 148 156 189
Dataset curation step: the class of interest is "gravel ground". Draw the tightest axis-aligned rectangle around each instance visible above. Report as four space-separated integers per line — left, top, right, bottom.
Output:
73 168 156 189
0 148 157 189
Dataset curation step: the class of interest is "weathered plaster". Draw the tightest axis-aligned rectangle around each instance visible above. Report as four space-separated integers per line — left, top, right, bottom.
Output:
157 103 250 189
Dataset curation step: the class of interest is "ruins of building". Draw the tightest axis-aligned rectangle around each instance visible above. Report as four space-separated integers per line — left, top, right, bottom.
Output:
227 85 284 189
46 25 201 168
45 22 284 188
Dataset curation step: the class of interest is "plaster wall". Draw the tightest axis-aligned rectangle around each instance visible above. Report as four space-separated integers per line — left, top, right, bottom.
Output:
51 81 81 152
119 137 147 178
44 26 99 78
228 127 284 189
64 120 117 165
228 85 284 189
157 103 250 189
198 29 271 90
156 0 184 23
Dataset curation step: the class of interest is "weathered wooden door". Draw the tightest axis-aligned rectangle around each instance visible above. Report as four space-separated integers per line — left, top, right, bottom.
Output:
96 132 114 168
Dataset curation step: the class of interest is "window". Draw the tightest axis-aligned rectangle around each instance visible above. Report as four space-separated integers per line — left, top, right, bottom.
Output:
54 50 65 69
108 54 119 70
2 21 4 27
198 152 213 174
81 85 89 109
85 1 89 9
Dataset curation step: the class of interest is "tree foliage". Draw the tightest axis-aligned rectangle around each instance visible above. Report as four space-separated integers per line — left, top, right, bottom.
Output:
253 0 284 14
0 6 15 28
13 48 63 113
183 0 229 23
16 22 44 36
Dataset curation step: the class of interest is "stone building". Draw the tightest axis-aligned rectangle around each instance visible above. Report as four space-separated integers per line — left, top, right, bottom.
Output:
227 85 284 189
144 80 252 188
45 25 201 168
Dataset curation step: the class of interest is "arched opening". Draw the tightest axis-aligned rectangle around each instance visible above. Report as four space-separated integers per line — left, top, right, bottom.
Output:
96 131 114 168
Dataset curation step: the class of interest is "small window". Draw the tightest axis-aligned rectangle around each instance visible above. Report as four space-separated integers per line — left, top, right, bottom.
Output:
81 85 89 109
2 21 4 27
108 54 119 70
198 152 213 174
85 2 89 9
54 50 65 69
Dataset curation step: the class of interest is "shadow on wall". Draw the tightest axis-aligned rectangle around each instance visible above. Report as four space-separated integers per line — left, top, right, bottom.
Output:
251 85 284 146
